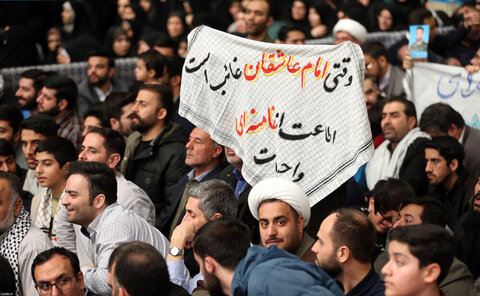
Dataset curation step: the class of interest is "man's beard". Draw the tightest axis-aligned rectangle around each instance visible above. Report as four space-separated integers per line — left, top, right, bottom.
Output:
0 203 16 234
40 104 61 117
317 255 342 279
204 270 226 296
130 113 154 133
18 96 37 111
90 74 108 88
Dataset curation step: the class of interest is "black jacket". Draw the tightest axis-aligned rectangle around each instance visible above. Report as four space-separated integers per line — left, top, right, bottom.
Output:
120 123 190 225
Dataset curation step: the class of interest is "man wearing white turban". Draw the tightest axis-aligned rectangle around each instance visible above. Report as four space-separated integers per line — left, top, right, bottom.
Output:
248 178 316 263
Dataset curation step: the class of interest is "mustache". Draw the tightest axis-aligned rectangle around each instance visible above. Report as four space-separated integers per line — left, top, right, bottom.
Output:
265 237 283 244
127 112 138 120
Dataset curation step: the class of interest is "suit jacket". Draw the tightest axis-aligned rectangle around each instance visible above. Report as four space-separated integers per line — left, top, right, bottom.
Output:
76 77 128 117
463 125 480 178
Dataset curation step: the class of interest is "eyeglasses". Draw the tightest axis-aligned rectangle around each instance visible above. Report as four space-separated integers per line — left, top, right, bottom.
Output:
36 274 75 295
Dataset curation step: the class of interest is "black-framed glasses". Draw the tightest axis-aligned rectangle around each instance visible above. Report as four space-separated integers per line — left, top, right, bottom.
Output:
36 274 75 295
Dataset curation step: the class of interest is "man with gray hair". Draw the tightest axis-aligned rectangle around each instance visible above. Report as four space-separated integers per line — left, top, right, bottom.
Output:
248 178 316 263
0 172 52 296
167 179 238 294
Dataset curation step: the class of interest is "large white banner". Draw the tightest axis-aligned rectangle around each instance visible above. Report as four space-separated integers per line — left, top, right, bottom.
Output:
180 26 373 206
410 62 480 129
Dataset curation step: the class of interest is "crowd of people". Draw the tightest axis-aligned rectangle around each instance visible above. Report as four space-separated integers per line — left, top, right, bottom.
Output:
0 0 480 296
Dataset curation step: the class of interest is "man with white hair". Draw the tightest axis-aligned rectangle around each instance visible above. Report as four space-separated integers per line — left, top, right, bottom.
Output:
333 18 368 45
248 178 316 263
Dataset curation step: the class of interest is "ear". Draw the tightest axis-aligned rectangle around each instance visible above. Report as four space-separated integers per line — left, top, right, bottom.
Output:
448 124 461 139
210 213 223 221
108 67 115 79
58 98 69 111
448 159 459 172
170 75 181 87
110 118 120 131
157 108 167 121
147 69 156 79
296 215 305 233
407 116 416 130
422 263 441 284
107 153 121 169
13 198 23 217
204 256 216 274
93 193 106 210
378 55 388 67
61 161 70 175
337 246 350 264
77 271 85 292
368 197 375 212
212 145 223 159
118 286 130 296
13 131 20 145
267 16 274 28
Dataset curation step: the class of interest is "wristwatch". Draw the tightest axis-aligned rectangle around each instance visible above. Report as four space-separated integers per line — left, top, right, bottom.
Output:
169 246 184 257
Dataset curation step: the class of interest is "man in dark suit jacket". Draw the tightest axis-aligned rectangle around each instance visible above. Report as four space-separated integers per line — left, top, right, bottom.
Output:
159 127 226 236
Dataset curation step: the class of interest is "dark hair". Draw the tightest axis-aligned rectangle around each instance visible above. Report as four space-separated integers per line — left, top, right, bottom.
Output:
400 197 447 227
86 127 126 159
277 24 306 42
425 136 464 173
331 208 376 263
0 105 23 134
19 69 46 94
416 26 424 31
0 254 15 294
383 96 417 123
188 180 237 218
419 103 465 133
67 161 117 205
368 101 384 138
137 49 167 79
109 241 171 296
84 104 110 128
0 139 15 157
139 84 173 122
87 50 115 68
154 35 178 54
389 224 453 283
20 114 58 137
371 178 414 215
31 247 81 283
409 8 434 26
35 137 76 168
166 56 185 77
362 41 388 59
43 75 78 110
0 171 22 201
104 92 136 120
193 217 251 270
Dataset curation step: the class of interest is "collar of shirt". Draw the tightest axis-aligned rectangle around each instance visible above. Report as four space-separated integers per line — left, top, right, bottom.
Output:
459 127 466 145
378 64 391 94
187 167 215 181
94 84 112 103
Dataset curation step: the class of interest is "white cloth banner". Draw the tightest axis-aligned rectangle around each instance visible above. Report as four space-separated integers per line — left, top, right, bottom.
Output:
410 62 480 129
180 26 373 206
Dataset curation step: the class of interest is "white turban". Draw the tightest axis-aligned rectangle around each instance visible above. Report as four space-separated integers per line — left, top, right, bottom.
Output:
248 178 311 228
332 19 367 44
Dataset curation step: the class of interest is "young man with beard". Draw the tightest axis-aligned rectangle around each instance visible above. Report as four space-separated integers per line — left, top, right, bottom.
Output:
15 69 45 118
193 217 343 296
425 136 475 229
0 105 27 170
77 51 128 117
36 75 83 150
119 84 189 224
103 92 135 138
312 208 385 295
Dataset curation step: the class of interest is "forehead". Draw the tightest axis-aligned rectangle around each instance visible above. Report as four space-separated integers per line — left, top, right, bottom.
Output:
401 204 423 220
0 179 12 203
383 101 405 114
286 30 305 40
84 116 102 127
388 240 415 260
21 129 47 141
425 148 443 159
66 173 89 190
83 132 106 149
186 196 201 211
318 213 336 238
0 120 13 130
246 0 269 13
190 128 211 141
19 77 34 87
137 89 160 104
336 31 355 41
258 200 294 219
42 87 57 98
88 56 108 65
34 254 74 281
35 151 58 162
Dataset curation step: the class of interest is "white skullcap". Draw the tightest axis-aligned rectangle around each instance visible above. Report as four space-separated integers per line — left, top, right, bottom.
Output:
333 19 367 44
248 178 310 228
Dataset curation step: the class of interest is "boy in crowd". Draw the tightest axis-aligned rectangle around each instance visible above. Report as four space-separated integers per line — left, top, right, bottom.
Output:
30 137 76 241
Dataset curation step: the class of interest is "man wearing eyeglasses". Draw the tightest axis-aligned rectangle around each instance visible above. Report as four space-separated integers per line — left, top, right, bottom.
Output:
32 247 92 296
